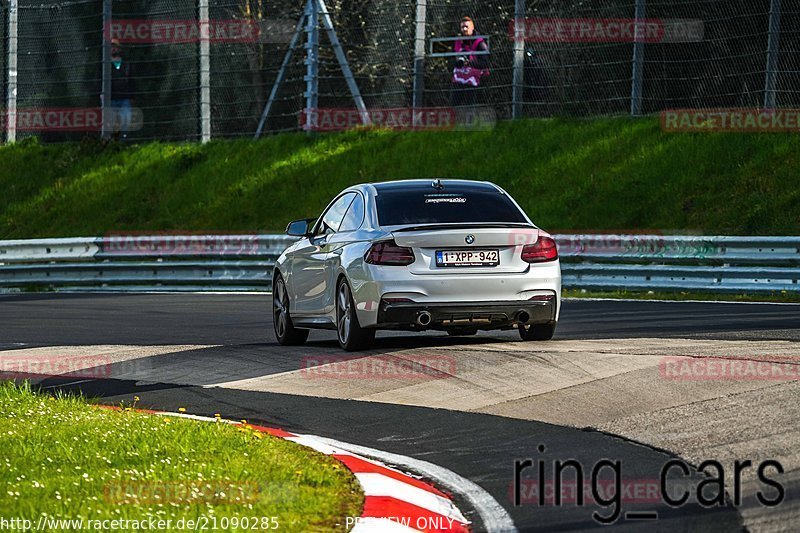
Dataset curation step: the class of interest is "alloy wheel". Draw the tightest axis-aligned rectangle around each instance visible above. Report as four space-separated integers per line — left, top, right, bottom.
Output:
273 278 289 339
337 282 352 345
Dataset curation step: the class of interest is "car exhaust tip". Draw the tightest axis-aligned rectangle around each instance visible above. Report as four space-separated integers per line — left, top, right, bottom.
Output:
416 311 433 327
516 310 531 324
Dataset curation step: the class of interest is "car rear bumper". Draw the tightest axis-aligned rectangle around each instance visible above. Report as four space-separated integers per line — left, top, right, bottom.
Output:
375 298 557 330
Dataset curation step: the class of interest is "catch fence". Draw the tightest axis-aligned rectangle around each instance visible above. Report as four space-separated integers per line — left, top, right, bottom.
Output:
1 0 798 142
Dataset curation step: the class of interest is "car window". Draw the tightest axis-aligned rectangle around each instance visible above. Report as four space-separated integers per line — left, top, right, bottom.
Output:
315 193 356 236
339 193 365 232
375 188 527 226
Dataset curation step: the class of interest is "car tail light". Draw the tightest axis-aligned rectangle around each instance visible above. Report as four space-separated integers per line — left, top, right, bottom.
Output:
365 240 416 266
529 294 555 302
522 236 558 263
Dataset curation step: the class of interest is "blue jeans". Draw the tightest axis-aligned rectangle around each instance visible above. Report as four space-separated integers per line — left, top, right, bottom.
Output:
110 99 132 135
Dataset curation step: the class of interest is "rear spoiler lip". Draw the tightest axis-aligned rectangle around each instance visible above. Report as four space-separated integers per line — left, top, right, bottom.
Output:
389 223 537 233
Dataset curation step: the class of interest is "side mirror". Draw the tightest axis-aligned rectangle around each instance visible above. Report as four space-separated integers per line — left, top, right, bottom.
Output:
286 219 314 237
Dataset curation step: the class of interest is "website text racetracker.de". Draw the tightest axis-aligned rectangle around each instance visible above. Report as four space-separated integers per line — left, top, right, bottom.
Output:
0 516 280 531
299 354 539 379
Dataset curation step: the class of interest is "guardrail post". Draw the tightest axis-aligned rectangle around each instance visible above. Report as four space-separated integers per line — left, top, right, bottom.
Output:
764 0 781 110
199 0 211 142
6 0 18 143
512 0 525 119
412 0 426 112
630 0 646 116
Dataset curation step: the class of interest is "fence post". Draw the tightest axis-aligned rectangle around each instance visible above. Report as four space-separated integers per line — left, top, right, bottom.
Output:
100 0 112 140
630 0 645 116
6 0 18 143
412 0 426 112
764 0 781 110
199 0 211 142
512 0 525 119
303 0 319 131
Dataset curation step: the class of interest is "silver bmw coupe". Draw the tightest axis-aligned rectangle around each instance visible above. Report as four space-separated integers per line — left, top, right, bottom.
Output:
273 179 561 350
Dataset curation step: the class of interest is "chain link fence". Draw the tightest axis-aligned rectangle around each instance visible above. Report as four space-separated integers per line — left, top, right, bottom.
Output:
1 0 799 142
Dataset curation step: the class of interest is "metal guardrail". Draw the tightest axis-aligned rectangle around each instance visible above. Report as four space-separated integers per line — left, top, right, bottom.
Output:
556 234 800 293
0 234 798 293
0 235 295 292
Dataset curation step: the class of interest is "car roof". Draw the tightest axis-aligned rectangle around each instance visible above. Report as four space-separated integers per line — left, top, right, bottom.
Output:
369 179 499 193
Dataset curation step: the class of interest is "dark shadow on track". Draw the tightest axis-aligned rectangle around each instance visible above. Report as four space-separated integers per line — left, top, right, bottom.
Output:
24 376 745 533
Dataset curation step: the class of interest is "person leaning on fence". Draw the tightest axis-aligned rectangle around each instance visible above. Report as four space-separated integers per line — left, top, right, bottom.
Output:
110 39 136 140
450 16 490 108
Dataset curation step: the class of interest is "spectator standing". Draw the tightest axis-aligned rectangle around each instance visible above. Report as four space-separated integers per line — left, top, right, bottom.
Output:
110 39 136 139
450 16 490 108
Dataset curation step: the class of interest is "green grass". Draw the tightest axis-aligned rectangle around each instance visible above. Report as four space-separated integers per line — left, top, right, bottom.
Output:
1 117 799 239
0 382 362 531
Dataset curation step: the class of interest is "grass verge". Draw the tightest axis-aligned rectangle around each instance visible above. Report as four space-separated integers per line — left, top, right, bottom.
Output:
1 117 799 238
0 381 362 531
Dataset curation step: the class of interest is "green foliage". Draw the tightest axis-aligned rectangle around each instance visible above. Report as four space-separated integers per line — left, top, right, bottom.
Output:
0 117 798 238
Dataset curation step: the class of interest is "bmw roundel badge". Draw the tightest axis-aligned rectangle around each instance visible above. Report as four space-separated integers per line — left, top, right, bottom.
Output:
465 234 475 245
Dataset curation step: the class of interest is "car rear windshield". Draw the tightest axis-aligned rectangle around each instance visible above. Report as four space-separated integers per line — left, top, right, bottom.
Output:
375 188 528 226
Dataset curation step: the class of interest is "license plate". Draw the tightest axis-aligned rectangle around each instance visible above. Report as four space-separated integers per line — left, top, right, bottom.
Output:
436 249 499 267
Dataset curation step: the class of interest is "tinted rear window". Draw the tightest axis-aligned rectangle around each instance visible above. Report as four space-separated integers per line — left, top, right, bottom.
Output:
375 188 528 226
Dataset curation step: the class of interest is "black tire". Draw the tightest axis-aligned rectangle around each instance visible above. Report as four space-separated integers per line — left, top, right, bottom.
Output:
519 322 556 341
273 275 309 346
336 278 375 351
447 327 478 336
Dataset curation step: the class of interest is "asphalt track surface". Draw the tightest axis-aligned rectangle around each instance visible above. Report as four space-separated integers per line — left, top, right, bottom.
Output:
2 293 799 532
1 293 798 345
